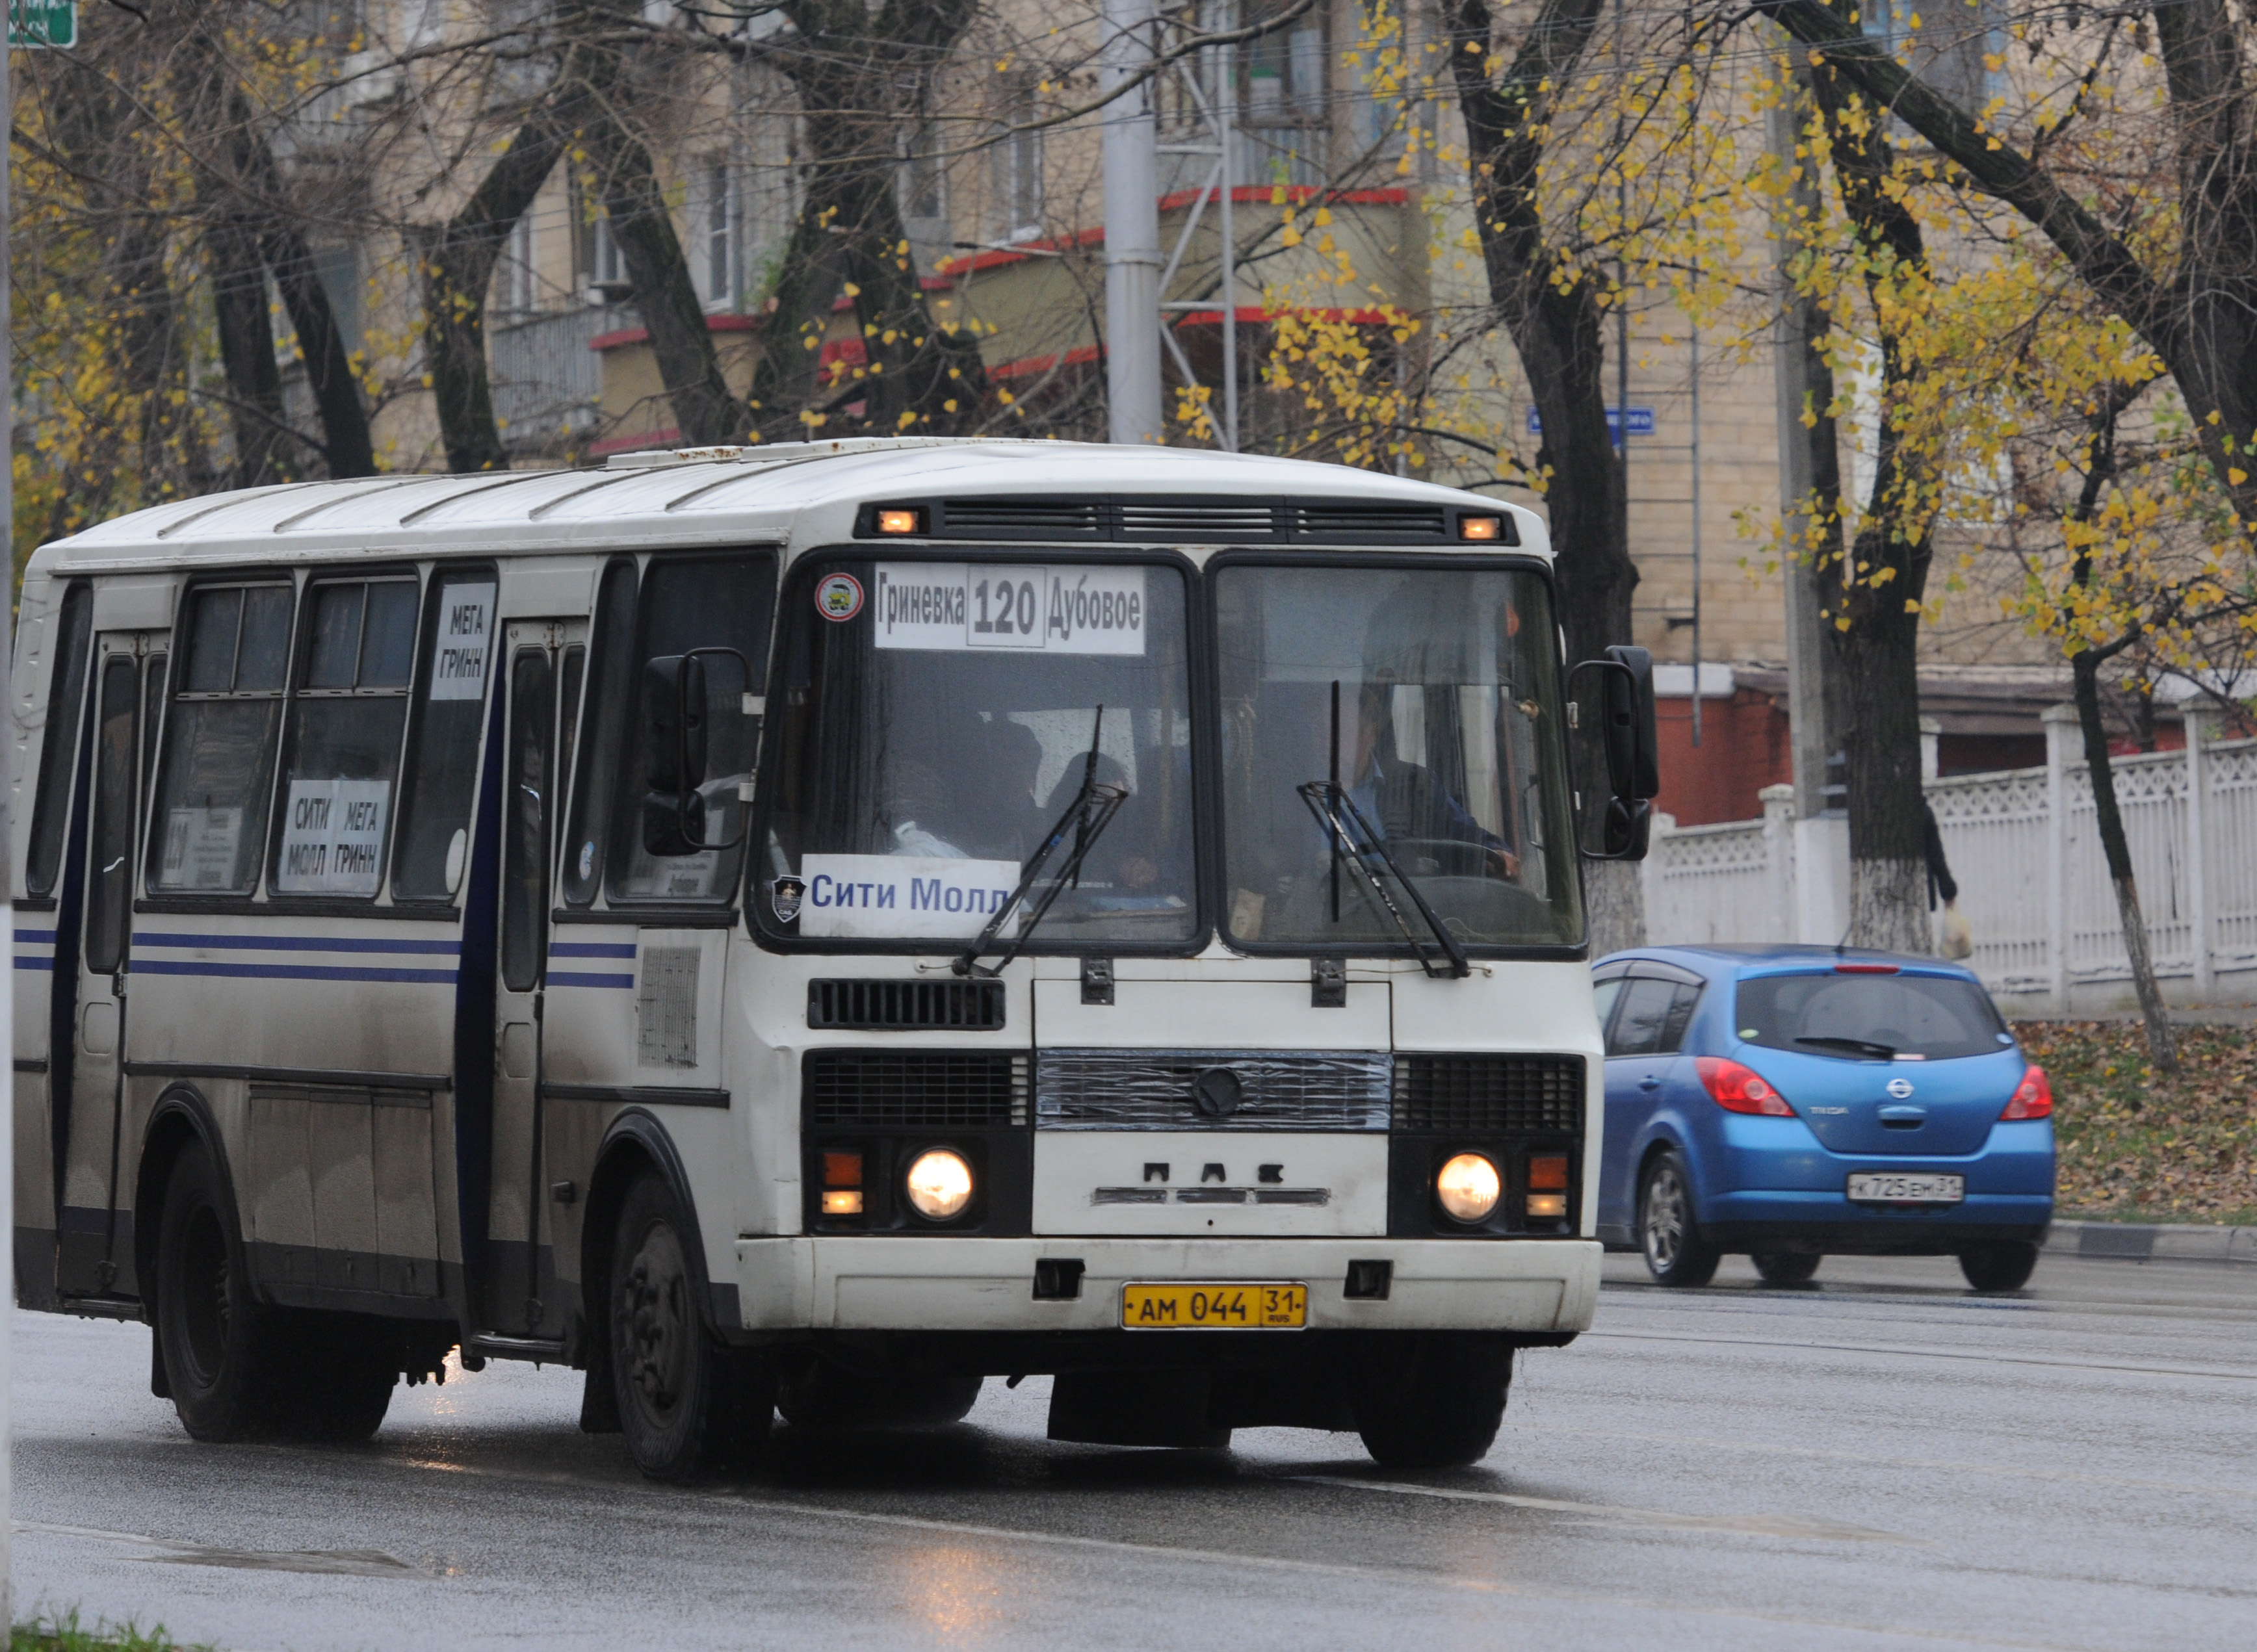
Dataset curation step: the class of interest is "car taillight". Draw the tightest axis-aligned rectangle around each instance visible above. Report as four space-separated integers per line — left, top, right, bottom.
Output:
2001 1065 2052 1120
1697 1056 1795 1116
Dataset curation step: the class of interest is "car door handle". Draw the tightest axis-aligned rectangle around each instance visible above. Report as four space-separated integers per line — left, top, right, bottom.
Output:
1639 1076 1662 1091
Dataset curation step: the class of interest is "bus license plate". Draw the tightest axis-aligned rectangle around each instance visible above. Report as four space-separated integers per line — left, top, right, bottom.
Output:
1121 1282 1308 1330
1846 1173 1964 1204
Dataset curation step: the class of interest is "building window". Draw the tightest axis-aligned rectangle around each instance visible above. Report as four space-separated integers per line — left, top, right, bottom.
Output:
502 213 538 315
699 157 735 307
993 75 1043 242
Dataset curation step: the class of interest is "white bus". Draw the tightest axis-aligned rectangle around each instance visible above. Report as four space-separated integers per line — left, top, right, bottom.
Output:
11 438 1656 1477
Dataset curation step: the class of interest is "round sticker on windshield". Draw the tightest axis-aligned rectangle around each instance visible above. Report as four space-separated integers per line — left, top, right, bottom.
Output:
815 573 865 623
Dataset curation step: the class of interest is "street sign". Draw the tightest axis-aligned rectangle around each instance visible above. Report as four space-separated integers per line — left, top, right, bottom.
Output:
1525 405 1656 439
7 0 75 48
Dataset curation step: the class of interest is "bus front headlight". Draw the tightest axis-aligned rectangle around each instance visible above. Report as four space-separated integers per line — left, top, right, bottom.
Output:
1435 1153 1502 1223
905 1148 975 1220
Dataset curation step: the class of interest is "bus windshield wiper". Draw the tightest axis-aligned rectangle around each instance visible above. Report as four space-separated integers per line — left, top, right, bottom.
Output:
1296 780 1470 979
1795 1035 1897 1059
954 708 1128 979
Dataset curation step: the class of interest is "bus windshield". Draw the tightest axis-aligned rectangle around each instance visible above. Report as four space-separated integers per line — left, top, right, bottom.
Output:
760 554 1197 946
1214 561 1582 952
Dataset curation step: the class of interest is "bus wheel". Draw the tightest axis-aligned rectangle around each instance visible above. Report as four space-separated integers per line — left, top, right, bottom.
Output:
155 1142 283 1442
778 1363 983 1431
278 1315 397 1443
608 1172 771 1480
1353 1334 1513 1471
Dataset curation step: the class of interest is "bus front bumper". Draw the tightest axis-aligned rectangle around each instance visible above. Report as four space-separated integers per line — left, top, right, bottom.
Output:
729 1237 1600 1336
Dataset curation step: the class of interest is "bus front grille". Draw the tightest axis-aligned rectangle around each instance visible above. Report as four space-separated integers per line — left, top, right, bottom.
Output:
1035 1050 1392 1131
1391 1054 1584 1134
803 1051 1030 1128
807 977 1006 1031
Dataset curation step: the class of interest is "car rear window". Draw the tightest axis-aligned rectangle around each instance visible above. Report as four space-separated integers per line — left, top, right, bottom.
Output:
1734 972 2012 1062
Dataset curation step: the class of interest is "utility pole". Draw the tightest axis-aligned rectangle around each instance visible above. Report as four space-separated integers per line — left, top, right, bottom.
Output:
1768 60 1850 943
1100 0 1162 445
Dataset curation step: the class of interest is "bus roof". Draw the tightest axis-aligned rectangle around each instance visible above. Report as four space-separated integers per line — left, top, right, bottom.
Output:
29 438 1549 576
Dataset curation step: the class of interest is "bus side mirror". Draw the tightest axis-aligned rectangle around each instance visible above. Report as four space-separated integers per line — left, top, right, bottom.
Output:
642 649 754 856
1569 646 1659 862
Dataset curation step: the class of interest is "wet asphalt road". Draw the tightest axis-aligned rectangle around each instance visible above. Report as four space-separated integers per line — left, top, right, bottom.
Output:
13 1250 2256 1652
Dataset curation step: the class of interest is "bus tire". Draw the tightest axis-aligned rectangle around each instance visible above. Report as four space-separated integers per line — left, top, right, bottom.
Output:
1353 1334 1513 1471
778 1364 983 1432
608 1171 770 1480
278 1315 397 1443
154 1142 285 1442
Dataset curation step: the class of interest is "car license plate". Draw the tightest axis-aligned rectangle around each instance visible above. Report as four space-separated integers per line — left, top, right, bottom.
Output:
1847 1172 1964 1204
1121 1282 1308 1330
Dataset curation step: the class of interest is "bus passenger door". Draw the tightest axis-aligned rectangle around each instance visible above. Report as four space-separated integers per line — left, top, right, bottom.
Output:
488 619 583 1336
58 634 163 1298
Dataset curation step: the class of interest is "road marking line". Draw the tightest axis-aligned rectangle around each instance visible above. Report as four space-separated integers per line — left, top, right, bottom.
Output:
1500 1422 2257 1502
1584 1327 2257 1381
361 1454 2102 1648
1285 1475 1925 1543
15 1519 415 1577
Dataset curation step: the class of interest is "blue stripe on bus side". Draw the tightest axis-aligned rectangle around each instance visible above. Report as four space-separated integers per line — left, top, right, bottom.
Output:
548 970 636 990
548 942 636 959
132 959 459 985
14 929 57 944
135 931 462 956
13 957 53 971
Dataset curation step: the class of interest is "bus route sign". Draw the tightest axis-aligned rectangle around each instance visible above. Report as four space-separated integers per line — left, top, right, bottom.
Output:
8 0 76 47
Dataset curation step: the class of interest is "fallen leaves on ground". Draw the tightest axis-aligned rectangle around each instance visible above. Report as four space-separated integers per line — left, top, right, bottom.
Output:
2015 1020 2257 1224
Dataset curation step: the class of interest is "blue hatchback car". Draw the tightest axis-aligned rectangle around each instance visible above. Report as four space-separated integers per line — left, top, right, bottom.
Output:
1593 945 2055 1291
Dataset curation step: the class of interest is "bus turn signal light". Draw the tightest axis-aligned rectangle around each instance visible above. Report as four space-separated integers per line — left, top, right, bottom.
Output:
874 507 924 535
1528 1154 1569 1190
821 1150 865 1216
1696 1056 1795 1116
1458 514 1504 541
2001 1065 2053 1120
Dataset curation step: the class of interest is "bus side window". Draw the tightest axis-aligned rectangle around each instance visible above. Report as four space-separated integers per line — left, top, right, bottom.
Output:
25 582 94 900
146 582 293 895
393 567 499 901
270 576 418 898
560 560 636 907
604 552 777 905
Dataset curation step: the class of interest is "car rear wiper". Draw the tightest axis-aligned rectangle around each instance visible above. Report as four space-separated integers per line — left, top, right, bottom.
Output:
954 708 1128 979
1296 779 1469 979
1795 1035 1898 1059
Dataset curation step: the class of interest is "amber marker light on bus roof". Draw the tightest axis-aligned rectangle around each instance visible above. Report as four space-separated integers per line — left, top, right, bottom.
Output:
875 507 923 535
1458 514 1504 541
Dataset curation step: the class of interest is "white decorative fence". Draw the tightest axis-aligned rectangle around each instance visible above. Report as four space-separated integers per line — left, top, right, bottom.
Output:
1643 707 2257 1013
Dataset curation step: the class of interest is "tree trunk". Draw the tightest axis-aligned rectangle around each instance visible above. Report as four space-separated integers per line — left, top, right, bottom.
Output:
417 83 587 471
595 130 746 446
1444 0 1643 953
205 217 296 487
1809 20 1933 951
764 0 991 438
2072 653 2178 1071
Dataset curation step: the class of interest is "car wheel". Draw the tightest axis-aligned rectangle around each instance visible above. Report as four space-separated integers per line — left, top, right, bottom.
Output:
1353 1334 1513 1470
1751 1252 1821 1287
1638 1152 1720 1287
155 1143 286 1442
609 1172 774 1480
1957 1241 2039 1292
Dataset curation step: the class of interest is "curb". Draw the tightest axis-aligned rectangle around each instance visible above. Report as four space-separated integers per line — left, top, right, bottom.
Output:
2044 1219 2257 1265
